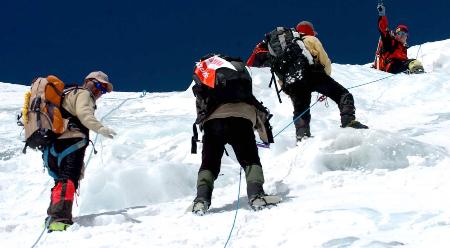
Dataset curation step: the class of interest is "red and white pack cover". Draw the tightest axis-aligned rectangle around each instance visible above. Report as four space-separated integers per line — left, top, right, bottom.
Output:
194 55 237 88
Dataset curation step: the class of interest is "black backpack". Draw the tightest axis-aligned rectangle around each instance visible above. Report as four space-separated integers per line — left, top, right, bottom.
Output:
191 54 274 153
266 27 314 95
192 54 254 124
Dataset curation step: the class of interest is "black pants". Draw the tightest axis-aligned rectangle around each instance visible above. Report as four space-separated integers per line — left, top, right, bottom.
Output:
200 117 261 179
47 138 88 189
289 71 355 129
388 59 415 74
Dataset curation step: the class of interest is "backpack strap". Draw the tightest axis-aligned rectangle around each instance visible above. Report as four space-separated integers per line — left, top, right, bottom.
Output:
43 147 58 179
277 27 290 51
191 123 199 154
43 138 88 179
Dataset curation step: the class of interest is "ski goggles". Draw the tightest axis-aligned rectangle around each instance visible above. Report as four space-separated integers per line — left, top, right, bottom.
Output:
396 31 408 37
94 81 108 94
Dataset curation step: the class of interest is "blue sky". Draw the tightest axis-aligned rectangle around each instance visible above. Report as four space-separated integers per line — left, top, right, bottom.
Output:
1 0 448 92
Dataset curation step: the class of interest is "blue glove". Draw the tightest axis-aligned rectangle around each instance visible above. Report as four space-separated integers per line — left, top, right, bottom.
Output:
377 4 386 16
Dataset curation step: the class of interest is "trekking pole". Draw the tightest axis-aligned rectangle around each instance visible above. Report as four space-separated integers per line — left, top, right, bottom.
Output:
269 71 282 103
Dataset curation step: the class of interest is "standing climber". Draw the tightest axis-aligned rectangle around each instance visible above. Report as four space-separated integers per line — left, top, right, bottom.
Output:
266 22 368 142
43 71 116 231
190 54 279 215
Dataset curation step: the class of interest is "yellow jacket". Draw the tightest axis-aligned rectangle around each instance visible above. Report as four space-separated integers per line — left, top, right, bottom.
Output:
303 36 332 75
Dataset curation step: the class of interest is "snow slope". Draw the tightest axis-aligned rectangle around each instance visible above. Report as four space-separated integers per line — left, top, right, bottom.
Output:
1 39 450 248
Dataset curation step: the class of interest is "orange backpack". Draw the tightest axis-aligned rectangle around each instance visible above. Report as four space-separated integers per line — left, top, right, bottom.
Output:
21 75 67 153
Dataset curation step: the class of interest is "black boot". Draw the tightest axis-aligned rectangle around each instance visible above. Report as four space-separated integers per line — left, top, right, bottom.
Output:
343 119 369 129
294 118 311 142
339 93 368 129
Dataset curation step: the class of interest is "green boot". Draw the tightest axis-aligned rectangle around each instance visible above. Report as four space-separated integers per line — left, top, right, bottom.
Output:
48 221 71 232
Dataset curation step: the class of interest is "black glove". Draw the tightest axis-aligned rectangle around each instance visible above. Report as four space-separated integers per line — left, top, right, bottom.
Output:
377 4 386 16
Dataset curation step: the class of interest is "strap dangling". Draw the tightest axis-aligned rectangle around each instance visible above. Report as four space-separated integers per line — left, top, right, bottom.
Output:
191 124 199 154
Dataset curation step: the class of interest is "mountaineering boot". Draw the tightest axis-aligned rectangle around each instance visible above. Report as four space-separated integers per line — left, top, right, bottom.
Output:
191 170 214 215
338 93 368 129
245 165 265 198
249 193 281 210
294 118 311 142
407 59 425 74
296 126 311 142
48 221 71 232
344 120 369 129
192 199 210 216
44 216 71 232
244 164 280 210
47 180 75 228
249 193 268 210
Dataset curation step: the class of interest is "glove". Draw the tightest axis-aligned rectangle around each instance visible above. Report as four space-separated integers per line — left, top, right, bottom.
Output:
377 4 385 16
98 126 117 139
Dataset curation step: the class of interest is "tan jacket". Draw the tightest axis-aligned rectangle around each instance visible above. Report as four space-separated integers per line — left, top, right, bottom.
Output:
303 36 332 76
58 89 105 139
204 102 270 143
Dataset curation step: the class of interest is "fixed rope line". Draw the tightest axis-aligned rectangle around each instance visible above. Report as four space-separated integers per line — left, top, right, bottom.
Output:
273 98 322 139
223 168 243 248
346 73 397 90
85 90 147 168
30 217 52 248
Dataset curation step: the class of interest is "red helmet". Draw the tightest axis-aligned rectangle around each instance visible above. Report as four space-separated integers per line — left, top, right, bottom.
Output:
296 21 317 36
395 24 409 33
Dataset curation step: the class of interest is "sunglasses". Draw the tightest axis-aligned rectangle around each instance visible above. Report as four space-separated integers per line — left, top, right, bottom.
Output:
94 81 108 94
396 31 408 37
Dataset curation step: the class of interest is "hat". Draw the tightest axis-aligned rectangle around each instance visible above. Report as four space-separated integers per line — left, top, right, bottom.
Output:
395 24 409 33
296 21 317 36
84 71 113 92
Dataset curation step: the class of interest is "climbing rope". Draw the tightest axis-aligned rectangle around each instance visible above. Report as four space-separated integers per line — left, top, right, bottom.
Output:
274 95 327 139
30 217 52 248
346 73 397 90
223 168 242 248
84 90 147 168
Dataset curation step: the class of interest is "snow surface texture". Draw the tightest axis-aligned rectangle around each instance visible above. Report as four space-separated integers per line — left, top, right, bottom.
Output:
1 39 450 248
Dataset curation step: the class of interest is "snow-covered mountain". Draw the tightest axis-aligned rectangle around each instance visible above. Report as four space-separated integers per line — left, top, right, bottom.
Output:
1 39 450 248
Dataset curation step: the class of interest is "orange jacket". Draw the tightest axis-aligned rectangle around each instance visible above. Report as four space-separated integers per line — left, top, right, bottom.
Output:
246 41 271 67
